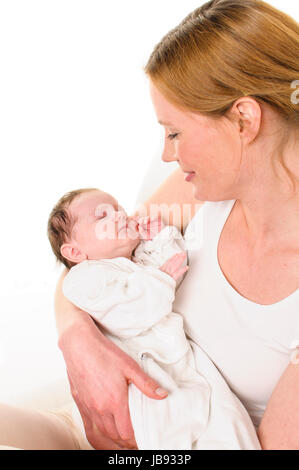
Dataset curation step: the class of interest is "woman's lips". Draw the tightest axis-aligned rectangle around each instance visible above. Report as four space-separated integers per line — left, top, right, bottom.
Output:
184 171 195 182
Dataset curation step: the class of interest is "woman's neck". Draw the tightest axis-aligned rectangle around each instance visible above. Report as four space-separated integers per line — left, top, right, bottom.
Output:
237 130 299 252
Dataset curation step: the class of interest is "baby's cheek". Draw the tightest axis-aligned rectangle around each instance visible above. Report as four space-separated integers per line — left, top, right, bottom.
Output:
94 219 117 241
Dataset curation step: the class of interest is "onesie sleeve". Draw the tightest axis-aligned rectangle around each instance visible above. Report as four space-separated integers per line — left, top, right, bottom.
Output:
63 258 176 338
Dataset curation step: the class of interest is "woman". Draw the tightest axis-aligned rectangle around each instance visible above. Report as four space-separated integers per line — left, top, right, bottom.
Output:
1 0 299 450
54 0 299 450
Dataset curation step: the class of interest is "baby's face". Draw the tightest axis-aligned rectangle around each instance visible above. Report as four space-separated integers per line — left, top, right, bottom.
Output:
68 190 140 261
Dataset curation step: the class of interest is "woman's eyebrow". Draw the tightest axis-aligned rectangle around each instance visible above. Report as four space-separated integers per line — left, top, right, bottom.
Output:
158 120 174 126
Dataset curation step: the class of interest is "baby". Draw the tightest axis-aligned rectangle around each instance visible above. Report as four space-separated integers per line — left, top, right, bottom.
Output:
48 187 261 450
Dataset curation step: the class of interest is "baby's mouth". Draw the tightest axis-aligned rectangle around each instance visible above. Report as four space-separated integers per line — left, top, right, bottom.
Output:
126 217 139 230
118 223 127 233
118 218 139 236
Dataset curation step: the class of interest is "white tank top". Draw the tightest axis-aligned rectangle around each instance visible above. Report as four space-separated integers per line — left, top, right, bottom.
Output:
173 199 299 428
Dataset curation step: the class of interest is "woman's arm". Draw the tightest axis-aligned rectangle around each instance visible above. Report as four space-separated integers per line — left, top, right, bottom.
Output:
258 361 299 449
54 268 86 337
134 167 204 233
55 269 168 450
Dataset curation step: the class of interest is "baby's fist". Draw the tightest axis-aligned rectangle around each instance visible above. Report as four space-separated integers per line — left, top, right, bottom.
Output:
137 214 164 240
159 252 189 281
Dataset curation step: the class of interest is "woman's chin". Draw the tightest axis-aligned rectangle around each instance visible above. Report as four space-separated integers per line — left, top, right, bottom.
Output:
192 182 224 202
192 184 205 201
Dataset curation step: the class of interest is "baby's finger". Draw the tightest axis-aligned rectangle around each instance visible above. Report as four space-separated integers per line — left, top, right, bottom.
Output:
159 256 180 273
172 265 189 281
139 216 150 225
176 251 187 261
167 252 187 270
149 216 161 225
172 251 187 261
178 265 189 276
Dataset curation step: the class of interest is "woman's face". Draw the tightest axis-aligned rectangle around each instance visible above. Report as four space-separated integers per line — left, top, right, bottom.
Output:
149 81 245 201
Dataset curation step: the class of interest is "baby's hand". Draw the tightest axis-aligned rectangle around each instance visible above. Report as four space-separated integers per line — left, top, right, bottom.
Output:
159 252 189 281
133 215 164 240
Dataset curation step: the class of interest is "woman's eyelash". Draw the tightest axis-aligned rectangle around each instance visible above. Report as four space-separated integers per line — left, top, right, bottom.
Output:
167 133 179 140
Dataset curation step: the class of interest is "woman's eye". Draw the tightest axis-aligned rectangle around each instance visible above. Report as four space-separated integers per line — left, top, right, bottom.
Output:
167 132 179 141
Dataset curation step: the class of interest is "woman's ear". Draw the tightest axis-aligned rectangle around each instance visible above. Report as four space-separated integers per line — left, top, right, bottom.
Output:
61 243 87 264
232 97 262 142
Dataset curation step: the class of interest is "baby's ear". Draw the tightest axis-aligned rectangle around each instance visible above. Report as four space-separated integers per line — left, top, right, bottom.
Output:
61 243 87 264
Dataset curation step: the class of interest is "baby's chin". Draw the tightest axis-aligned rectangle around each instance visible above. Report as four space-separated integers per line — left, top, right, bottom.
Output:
104 232 137 257
126 234 141 255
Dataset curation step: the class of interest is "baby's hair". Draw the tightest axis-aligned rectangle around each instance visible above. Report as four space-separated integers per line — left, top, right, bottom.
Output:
47 188 98 269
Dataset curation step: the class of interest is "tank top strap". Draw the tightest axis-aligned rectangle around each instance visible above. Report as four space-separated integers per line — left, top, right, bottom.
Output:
202 199 236 246
184 199 236 253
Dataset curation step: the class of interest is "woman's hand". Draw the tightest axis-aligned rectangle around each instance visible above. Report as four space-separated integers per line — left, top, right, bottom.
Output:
58 314 168 450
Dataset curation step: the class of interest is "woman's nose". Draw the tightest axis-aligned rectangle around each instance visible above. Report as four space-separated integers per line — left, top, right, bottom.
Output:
161 142 178 163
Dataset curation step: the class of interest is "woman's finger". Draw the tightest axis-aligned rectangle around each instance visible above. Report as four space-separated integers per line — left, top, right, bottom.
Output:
85 423 125 451
79 402 128 450
114 409 137 449
126 364 168 400
66 371 78 399
91 408 128 447
70 388 125 449
113 386 137 446
87 410 105 435
100 413 122 442
77 400 97 435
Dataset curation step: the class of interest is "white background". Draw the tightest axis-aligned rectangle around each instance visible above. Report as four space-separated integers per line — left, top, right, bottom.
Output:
0 0 298 406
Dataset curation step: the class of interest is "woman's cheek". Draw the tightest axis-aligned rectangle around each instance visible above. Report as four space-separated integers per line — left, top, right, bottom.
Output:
182 143 199 168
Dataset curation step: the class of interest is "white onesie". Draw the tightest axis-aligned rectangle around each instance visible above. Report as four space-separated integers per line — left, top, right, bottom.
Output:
63 226 261 450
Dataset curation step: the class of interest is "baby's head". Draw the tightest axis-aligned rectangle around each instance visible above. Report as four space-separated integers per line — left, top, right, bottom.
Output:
48 188 140 269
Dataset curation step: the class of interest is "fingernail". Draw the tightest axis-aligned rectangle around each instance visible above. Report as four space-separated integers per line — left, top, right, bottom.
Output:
155 387 168 397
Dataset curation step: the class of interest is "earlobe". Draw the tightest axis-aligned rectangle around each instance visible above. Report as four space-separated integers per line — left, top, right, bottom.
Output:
235 98 261 140
60 243 87 264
